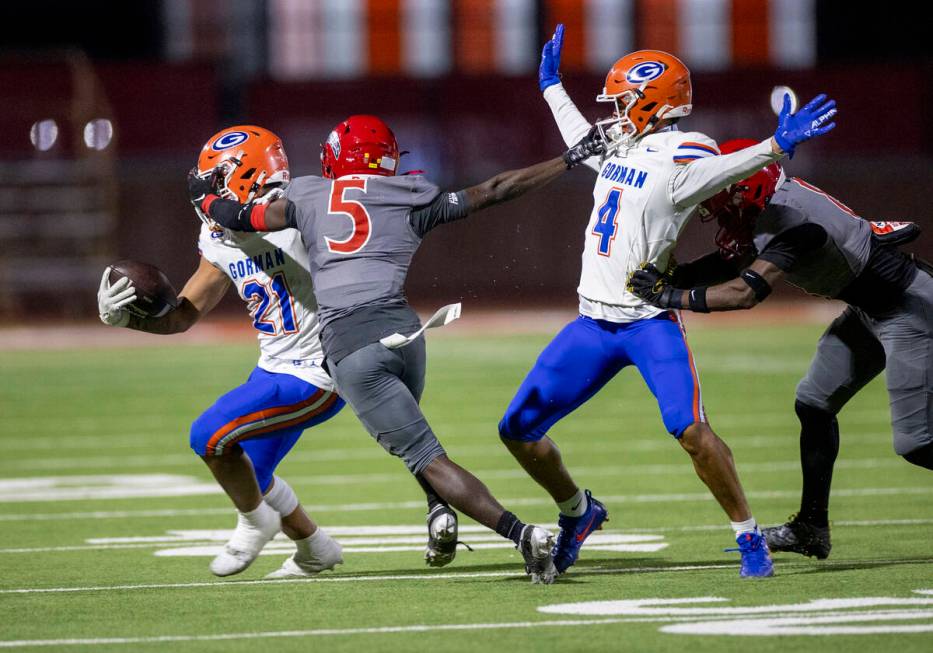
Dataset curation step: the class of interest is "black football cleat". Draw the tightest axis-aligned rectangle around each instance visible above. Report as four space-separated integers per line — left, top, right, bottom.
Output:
762 517 831 559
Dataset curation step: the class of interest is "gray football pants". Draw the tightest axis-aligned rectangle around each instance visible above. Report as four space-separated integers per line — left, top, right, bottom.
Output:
329 338 446 474
796 268 933 455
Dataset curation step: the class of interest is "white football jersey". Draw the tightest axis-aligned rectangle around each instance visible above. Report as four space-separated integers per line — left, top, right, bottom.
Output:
578 130 719 321
543 83 783 323
198 224 333 390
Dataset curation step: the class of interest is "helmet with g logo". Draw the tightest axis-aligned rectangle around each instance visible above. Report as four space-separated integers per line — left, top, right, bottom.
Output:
595 50 692 150
196 125 290 204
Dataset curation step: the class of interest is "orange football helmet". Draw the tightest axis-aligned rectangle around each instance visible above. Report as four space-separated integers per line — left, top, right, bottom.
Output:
196 125 290 204
595 51 692 150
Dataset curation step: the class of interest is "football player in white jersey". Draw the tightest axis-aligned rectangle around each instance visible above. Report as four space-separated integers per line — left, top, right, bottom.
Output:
497 25 837 578
97 126 346 579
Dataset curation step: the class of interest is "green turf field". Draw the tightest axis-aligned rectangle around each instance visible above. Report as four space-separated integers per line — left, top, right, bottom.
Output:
1 322 931 651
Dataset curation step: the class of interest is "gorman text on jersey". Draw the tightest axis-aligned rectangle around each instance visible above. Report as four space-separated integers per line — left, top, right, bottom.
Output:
600 163 649 188
228 247 287 280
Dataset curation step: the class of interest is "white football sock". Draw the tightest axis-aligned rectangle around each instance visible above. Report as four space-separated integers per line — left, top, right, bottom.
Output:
730 517 759 536
557 489 587 517
263 475 299 517
295 527 326 557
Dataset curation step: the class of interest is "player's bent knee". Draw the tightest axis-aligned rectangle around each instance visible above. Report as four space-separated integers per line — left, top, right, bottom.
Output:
795 399 836 424
189 416 213 457
664 408 700 440
376 419 446 476
497 410 544 442
902 441 933 470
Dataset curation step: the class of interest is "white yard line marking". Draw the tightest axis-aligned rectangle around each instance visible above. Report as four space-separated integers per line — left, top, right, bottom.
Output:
1 494 932 524
0 531 665 556
2 558 931 596
0 475 220 503
0 616 726 649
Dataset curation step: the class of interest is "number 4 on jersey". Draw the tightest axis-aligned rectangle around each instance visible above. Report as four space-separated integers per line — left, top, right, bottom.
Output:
593 187 623 256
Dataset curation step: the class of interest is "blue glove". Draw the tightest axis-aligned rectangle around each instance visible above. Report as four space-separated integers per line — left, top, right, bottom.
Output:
773 93 837 158
539 24 564 92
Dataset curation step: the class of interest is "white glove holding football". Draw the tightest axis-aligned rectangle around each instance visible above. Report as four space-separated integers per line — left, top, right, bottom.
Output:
97 267 136 327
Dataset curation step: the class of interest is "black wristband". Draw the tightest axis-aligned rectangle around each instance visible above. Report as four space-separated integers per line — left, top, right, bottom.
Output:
207 196 257 232
688 287 710 313
740 269 772 301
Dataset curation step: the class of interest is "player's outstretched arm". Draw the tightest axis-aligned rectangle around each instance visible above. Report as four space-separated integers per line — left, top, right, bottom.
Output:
99 258 231 334
628 258 784 312
538 24 598 171
464 129 605 213
187 169 291 232
670 93 837 207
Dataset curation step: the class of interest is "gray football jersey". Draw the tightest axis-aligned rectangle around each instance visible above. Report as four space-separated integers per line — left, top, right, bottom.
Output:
285 174 441 326
753 177 873 299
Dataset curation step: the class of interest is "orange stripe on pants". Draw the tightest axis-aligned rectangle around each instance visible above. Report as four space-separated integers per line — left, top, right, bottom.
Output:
674 313 704 424
205 389 326 456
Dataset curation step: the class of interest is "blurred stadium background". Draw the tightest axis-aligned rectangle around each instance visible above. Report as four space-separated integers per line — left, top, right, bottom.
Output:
0 0 930 320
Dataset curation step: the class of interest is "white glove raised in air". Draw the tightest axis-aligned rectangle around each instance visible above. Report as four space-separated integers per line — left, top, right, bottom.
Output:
97 267 136 327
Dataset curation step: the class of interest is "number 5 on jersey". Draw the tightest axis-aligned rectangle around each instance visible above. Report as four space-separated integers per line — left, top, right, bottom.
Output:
593 187 623 257
327 178 371 254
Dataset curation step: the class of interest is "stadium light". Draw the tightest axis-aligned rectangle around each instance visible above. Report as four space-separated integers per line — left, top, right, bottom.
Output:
83 119 114 150
29 119 59 151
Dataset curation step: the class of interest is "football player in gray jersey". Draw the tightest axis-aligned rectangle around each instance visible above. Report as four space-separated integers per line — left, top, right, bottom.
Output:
629 139 932 559
188 114 605 583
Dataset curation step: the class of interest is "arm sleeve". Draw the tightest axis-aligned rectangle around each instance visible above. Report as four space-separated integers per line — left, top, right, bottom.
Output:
284 200 299 228
409 190 471 238
669 138 783 208
542 84 601 173
756 223 828 271
670 251 743 287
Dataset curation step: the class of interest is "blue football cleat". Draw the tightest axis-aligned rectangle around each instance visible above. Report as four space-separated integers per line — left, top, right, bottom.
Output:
552 490 608 574
735 530 774 578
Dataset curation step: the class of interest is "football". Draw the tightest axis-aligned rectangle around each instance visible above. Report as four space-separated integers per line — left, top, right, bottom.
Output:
108 259 178 318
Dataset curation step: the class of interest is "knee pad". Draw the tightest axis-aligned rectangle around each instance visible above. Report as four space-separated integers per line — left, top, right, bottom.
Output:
795 400 838 435
903 442 933 470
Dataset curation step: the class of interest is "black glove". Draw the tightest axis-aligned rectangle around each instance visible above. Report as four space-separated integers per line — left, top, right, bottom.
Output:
563 126 606 169
187 167 216 207
627 263 684 309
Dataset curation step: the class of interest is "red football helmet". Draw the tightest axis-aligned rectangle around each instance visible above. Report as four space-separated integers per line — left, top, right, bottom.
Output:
321 115 400 179
697 139 783 259
197 125 289 203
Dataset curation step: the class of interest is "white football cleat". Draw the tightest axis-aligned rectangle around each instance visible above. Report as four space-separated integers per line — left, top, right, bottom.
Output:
519 525 558 585
265 529 343 579
209 503 280 577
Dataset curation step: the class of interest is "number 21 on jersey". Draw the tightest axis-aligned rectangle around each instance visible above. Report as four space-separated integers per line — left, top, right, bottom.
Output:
241 272 298 335
592 187 623 256
327 178 372 254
